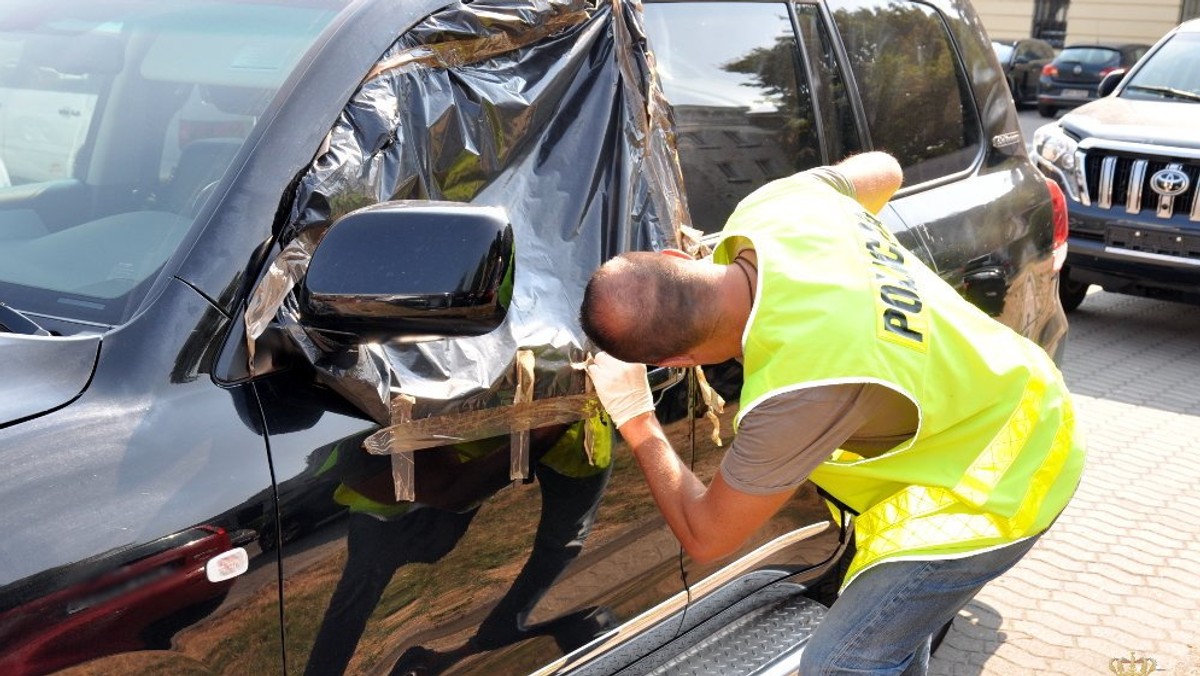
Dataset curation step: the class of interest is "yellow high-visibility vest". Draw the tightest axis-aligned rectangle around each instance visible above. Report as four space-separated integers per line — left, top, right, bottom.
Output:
713 173 1084 588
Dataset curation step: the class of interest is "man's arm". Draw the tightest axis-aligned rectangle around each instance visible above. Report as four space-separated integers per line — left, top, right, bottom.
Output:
833 151 903 214
616 411 796 563
585 353 794 563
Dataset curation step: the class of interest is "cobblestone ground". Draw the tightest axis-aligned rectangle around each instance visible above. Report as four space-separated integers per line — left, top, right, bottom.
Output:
930 291 1200 676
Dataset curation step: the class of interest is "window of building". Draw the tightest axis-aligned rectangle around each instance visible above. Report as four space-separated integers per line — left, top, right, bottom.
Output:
794 2 863 163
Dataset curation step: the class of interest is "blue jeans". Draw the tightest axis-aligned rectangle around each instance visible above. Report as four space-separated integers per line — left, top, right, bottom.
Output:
799 535 1041 675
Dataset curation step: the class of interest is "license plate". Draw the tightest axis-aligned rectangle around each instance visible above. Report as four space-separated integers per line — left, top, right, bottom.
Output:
1106 225 1200 260
1061 89 1089 99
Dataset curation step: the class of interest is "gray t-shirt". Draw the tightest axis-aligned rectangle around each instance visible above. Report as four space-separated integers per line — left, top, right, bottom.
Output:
719 168 919 495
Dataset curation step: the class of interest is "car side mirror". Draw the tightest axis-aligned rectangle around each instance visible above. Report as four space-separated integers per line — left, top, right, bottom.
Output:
1098 69 1127 97
299 202 514 344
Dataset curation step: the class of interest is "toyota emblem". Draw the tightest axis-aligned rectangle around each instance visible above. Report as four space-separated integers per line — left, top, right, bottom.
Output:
1149 168 1190 197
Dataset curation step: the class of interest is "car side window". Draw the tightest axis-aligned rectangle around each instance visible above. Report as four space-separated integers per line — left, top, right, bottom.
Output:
643 1 823 233
794 2 863 164
827 0 982 186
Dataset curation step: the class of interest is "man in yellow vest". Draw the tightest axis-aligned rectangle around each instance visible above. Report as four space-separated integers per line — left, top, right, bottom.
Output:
579 151 1084 674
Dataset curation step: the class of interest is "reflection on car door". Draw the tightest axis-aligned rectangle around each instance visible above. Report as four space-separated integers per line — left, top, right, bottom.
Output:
258 369 682 674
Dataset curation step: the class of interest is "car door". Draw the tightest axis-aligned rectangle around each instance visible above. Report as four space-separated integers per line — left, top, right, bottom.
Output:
204 2 692 674
640 0 905 612
1012 40 1039 99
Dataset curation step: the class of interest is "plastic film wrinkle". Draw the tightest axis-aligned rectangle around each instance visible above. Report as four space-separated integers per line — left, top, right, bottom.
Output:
364 1 589 81
243 0 688 442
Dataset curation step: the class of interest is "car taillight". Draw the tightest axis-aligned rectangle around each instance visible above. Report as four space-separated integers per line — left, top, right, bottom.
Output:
1098 66 1117 77
1046 177 1069 272
1042 63 1058 77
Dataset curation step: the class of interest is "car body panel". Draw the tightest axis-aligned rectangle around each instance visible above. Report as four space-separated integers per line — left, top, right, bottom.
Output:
1057 97 1200 148
0 281 283 674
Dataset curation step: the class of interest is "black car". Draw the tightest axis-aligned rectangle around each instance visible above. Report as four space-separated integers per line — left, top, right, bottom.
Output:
0 0 1068 674
1033 18 1200 312
992 37 1056 107
1036 42 1150 117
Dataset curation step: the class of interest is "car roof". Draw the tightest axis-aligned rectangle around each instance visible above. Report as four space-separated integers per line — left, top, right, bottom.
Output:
1060 43 1146 50
1178 18 1200 34
992 37 1047 44
1070 42 1142 48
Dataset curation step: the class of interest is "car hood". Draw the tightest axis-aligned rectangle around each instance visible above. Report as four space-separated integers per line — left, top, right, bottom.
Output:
0 333 100 425
1061 97 1200 149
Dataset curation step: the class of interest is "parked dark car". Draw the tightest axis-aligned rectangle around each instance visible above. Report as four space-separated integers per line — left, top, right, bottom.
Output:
1032 18 1200 312
1036 42 1150 117
992 37 1056 106
0 0 1068 674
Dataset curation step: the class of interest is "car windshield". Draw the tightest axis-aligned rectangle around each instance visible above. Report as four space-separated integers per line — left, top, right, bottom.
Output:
0 0 341 329
1122 32 1200 102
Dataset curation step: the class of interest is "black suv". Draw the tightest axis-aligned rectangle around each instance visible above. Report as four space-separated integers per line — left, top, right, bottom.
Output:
1033 19 1200 311
0 1 1067 674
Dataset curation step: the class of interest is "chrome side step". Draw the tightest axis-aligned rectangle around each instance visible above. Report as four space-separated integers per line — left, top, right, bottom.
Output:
634 582 825 676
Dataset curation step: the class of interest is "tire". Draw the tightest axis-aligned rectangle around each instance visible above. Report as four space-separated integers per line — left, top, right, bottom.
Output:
1058 270 1089 313
1037 102 1057 118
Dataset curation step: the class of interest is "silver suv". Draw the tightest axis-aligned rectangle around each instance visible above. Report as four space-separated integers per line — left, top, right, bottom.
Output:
1033 19 1200 311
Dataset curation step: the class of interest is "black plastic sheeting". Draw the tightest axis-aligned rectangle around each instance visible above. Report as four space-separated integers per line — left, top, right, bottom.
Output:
245 0 689 430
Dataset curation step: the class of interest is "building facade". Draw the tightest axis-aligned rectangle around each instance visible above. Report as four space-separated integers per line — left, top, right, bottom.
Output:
974 0 1200 47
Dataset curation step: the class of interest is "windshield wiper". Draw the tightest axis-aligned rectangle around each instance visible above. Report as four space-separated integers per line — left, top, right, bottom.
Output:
0 302 50 336
1125 84 1200 102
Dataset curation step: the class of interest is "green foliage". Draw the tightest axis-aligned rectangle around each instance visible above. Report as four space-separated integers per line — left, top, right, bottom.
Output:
721 34 820 171
834 5 969 167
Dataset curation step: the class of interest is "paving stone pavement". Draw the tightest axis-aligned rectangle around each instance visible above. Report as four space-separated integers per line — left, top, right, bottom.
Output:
929 291 1200 676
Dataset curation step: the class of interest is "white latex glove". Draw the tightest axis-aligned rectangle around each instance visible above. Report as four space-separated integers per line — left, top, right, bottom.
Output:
585 352 655 428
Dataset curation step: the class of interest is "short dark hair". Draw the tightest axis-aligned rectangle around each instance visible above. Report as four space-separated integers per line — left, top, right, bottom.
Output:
579 252 708 364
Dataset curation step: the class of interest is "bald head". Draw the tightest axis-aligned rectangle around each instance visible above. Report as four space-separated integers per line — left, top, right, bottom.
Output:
580 252 712 364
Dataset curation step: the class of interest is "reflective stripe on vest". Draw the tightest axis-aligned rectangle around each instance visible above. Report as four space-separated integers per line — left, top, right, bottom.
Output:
845 382 1076 586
